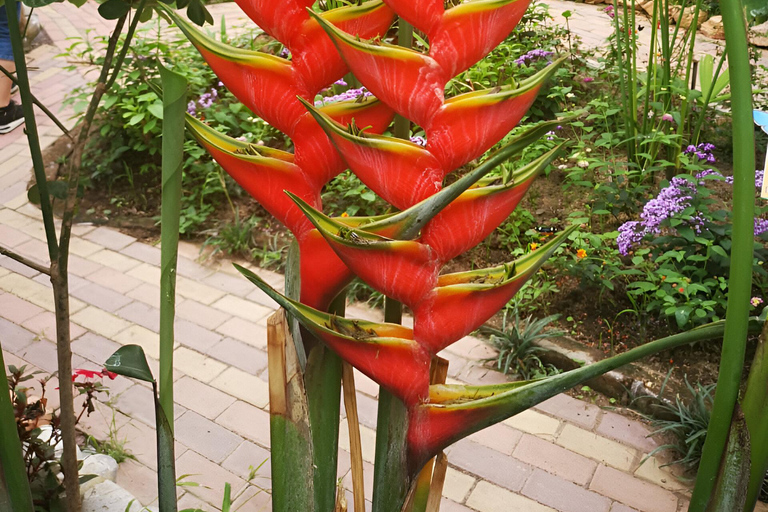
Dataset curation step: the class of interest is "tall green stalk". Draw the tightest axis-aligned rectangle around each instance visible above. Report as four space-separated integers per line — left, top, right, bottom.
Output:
372 18 414 512
688 0 755 506
0 349 34 512
742 323 768 509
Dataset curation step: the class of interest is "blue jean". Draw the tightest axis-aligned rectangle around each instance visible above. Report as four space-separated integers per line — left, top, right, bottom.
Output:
0 3 21 62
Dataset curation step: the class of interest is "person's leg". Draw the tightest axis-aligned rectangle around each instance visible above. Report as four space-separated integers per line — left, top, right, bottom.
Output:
0 4 24 133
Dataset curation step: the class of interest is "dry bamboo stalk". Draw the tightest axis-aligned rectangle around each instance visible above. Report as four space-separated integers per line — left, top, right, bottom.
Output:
342 361 366 512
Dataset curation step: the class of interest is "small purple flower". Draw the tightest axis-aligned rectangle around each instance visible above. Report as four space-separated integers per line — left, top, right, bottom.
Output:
661 113 674 123
684 142 716 163
280 47 291 58
410 135 427 146
756 218 768 237
583 77 594 83
187 101 197 117
315 87 373 107
334 78 348 86
514 49 554 66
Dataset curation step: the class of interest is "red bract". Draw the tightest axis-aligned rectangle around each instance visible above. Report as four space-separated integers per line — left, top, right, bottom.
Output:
72 369 106 381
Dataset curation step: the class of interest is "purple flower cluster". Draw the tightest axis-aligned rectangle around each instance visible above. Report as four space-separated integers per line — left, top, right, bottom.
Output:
684 142 716 163
187 85 223 116
410 135 427 146
280 47 291 58
618 168 768 254
514 49 554 66
617 177 698 255
314 87 372 107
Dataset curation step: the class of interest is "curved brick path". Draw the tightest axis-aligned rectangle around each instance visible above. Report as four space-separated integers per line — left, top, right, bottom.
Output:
1 2 767 511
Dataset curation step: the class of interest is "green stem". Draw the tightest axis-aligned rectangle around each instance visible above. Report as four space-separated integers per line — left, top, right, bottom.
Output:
688 0 755 506
5 0 58 262
0 350 34 512
741 322 768 510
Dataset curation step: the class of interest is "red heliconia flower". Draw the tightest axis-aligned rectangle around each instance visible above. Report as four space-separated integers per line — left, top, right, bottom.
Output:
429 0 533 78
300 99 444 209
296 228 355 310
237 266 432 405
311 11 449 128
292 98 395 188
413 227 575 352
420 144 563 263
380 0 444 35
425 60 564 171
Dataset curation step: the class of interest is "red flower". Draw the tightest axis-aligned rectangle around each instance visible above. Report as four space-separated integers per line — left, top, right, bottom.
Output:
72 369 104 382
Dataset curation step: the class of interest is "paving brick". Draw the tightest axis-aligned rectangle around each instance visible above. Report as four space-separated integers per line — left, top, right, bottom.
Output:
67 254 104 278
117 419 187 471
126 262 161 284
175 276 226 306
176 256 215 280
340 389 379 430
232 485 273 512
221 440 271 484
535 393 601 430
503 409 561 440
597 411 658 453
174 376 235 419
443 467 476 504
87 249 141 272
113 384 185 428
611 504 640 512
215 316 268 349
21 311 86 342
216 400 271 449
522 469 611 512
467 480 556 512
175 410 244 463
0 292 44 323
17 339 85 374
353 368 379 398
121 242 161 265
590 465 678 512
444 335 496 360
445 440 532 492
211 367 270 409
203 270 259 298
71 306 132 338
207 337 268 375
76 399 133 443
0 224 32 248
340 457 374 501
175 449 247 505
174 318 222 353
176 299 231 330
338 418 377 464
126 283 161 308
70 282 133 312
83 226 135 251
211 295 272 323
633 456 688 492
68 237 103 258
87 266 142 294
0 317 37 353
557 424 637 471
115 301 160 332
113 325 160 359
467 422 522 455
440 497 475 512
116 459 158 507
513 434 597 486
0 255 40 277
174 346 227 383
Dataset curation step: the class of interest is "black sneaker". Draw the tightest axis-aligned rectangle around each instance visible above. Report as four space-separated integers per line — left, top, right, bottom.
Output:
0 100 25 134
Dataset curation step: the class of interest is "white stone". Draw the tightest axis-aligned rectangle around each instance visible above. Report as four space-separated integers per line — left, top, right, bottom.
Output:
81 480 139 512
81 454 119 482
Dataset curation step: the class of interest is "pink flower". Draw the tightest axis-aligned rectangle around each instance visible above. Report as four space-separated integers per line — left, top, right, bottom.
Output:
583 77 594 83
661 113 674 123
751 297 763 307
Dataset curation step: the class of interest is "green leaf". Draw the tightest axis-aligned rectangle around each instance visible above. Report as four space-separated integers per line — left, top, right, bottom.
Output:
98 0 129 19
147 102 164 120
105 345 155 382
186 0 212 26
675 308 692 329
27 180 68 205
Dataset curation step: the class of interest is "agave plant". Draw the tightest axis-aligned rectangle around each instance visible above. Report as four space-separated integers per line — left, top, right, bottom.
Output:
96 2 766 512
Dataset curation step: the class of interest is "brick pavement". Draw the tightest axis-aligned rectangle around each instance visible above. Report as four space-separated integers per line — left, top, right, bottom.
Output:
2 2 767 512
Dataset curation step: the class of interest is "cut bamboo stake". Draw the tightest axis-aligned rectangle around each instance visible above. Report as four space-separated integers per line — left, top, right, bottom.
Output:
342 361 365 512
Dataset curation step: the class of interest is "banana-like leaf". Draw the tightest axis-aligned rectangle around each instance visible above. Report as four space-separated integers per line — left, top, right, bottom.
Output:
406 319 764 472
299 98 443 209
380 0 444 36
309 9 448 127
414 226 576 352
236 265 431 404
185 115 321 236
430 0 533 78
293 97 395 188
420 144 566 262
426 57 566 171
160 5 308 135
291 2 396 94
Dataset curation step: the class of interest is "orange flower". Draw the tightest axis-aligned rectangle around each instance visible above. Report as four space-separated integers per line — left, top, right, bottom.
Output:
341 212 349 217
576 249 587 259
678 287 684 293
530 242 539 251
